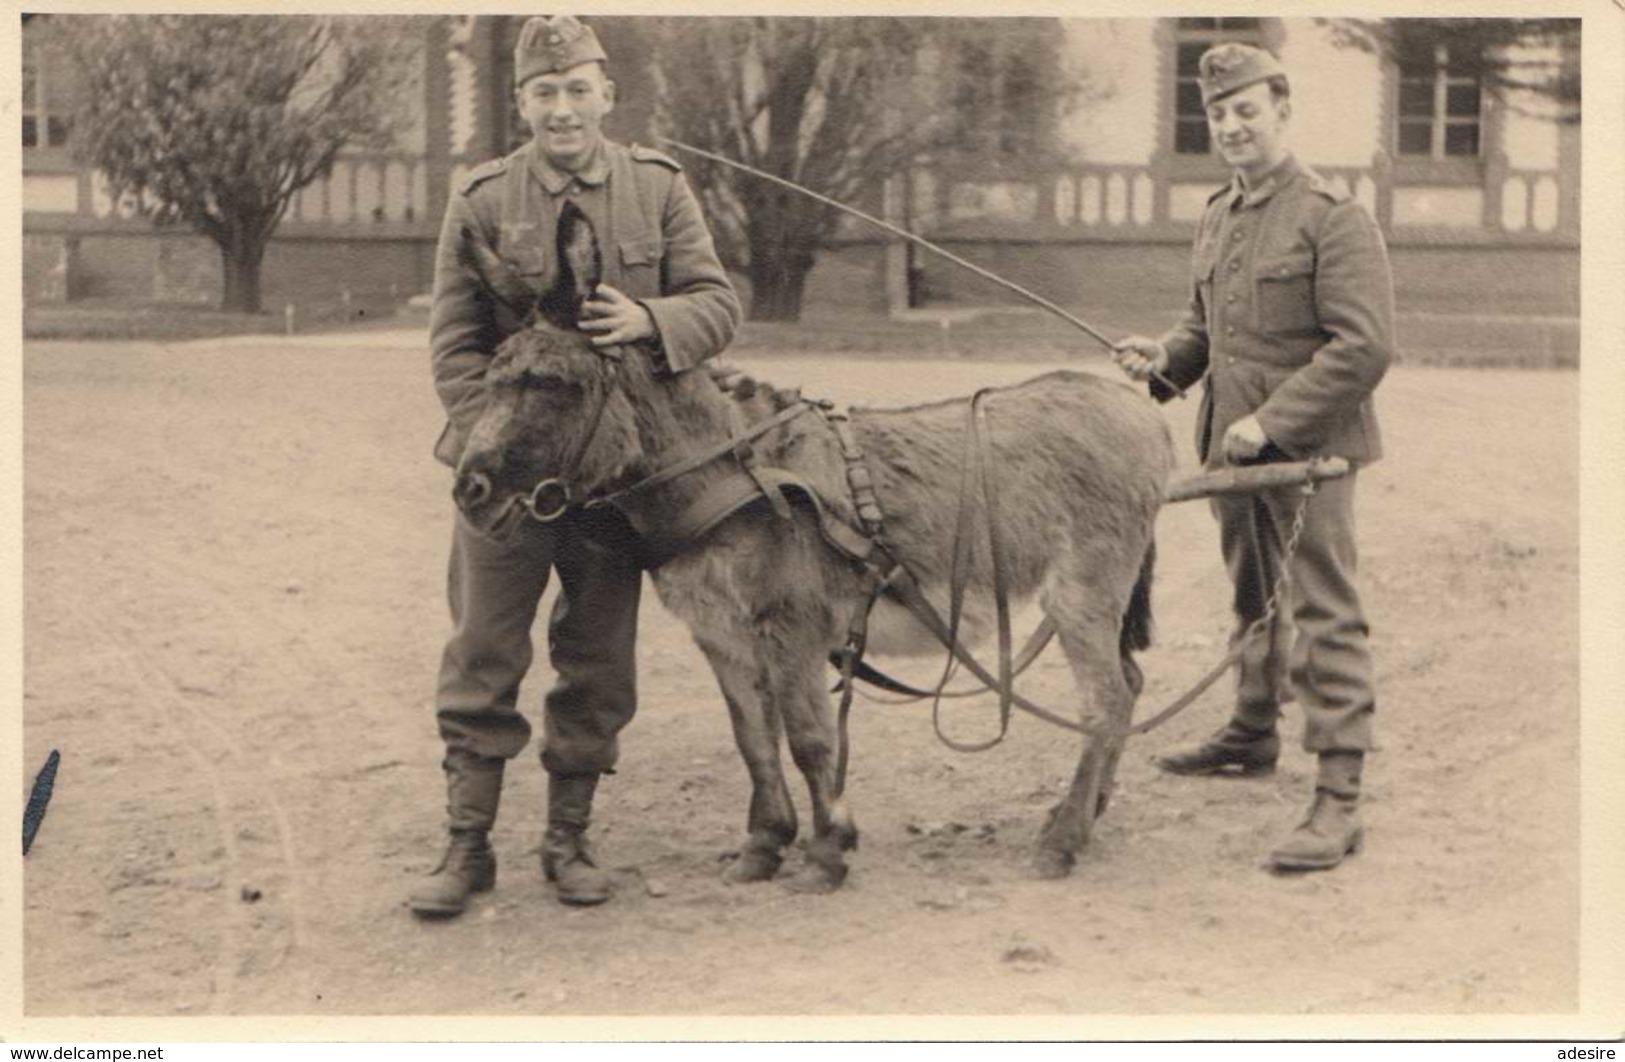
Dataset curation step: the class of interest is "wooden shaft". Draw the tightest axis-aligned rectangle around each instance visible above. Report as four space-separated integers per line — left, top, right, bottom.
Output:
1164 457 1352 504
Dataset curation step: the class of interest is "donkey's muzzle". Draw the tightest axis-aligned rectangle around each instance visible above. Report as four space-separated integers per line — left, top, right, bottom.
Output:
453 470 493 513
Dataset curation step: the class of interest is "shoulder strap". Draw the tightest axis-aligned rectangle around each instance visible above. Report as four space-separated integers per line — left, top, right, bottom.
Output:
629 143 683 171
460 156 509 196
1304 167 1353 204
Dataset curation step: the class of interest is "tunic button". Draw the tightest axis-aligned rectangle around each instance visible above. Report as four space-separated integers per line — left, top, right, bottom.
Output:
1229 260 1240 272
1226 326 1236 336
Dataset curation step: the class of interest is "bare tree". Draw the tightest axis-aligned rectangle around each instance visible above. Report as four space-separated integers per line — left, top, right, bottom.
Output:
62 15 421 314
647 17 1078 321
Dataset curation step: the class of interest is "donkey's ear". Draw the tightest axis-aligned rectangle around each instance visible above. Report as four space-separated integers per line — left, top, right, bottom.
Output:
554 201 603 303
457 225 534 316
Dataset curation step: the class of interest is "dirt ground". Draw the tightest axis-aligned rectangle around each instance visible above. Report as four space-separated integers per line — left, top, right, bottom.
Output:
20 335 1580 1023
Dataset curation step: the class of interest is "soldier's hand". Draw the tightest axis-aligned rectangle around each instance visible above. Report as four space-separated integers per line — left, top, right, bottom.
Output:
580 284 658 346
1221 414 1271 464
1110 336 1170 383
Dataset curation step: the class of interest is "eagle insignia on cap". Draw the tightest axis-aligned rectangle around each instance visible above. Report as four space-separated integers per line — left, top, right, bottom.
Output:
1202 45 1248 75
514 15 608 85
1197 42 1287 105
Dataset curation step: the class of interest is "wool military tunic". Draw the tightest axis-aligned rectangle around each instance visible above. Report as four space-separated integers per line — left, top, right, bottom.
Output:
1152 154 1394 468
429 137 740 467
426 135 740 773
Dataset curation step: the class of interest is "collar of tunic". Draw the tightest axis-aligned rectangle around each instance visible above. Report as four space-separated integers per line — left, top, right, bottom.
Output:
1225 153 1303 209
526 137 611 195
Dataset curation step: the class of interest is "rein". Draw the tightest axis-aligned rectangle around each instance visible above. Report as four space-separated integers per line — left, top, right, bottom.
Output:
584 398 817 516
848 479 1319 742
501 360 1326 784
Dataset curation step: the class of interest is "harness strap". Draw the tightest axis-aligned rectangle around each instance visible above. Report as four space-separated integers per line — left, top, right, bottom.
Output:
755 469 878 563
614 462 879 570
975 390 1017 744
885 566 1100 738
923 389 1030 753
822 408 887 531
835 616 1057 699
833 570 890 798
625 470 778 567
739 442 794 520
590 399 815 510
928 391 987 745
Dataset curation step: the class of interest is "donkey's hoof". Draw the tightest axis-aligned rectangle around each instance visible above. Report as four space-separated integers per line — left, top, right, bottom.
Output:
1033 847 1075 880
783 869 842 894
723 847 782 884
784 840 849 892
828 802 860 852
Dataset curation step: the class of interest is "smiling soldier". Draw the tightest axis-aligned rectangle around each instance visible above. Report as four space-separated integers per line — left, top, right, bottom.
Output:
1112 43 1394 871
411 14 740 916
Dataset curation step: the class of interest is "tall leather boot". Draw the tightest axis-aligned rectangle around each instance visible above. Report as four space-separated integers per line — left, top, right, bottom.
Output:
1268 751 1364 871
541 772 612 906
1156 718 1280 776
408 751 503 917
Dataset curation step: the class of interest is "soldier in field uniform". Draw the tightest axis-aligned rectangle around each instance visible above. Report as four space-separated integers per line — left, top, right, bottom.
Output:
411 15 740 916
1114 43 1394 872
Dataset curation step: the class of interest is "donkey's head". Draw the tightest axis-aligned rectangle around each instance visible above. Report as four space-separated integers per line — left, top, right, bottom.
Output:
452 201 646 537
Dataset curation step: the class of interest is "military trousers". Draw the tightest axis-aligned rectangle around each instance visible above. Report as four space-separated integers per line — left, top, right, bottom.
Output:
435 507 643 775
1212 471 1375 753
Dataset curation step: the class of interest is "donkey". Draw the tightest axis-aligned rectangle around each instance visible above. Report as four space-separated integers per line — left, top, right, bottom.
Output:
452 203 1174 888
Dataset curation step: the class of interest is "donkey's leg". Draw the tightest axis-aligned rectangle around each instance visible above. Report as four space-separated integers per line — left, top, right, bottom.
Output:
699 643 798 883
1036 604 1134 879
773 646 859 891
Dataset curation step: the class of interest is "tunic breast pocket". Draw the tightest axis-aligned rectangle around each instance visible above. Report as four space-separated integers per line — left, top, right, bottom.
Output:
1255 251 1318 335
498 222 546 278
618 236 665 292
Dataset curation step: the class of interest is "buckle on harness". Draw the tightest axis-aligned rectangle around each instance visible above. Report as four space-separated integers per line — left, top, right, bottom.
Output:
522 478 571 523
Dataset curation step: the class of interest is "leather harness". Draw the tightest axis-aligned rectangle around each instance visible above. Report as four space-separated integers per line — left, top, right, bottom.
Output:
512 361 1330 798
570 383 1114 783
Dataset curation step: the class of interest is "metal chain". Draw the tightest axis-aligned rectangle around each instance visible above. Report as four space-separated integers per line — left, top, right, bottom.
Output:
836 474 1322 751
1218 478 1316 669
1122 477 1319 739
1253 479 1315 634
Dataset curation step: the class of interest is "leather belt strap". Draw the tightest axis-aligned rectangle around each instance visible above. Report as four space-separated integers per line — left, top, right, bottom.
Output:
612 463 878 570
589 399 815 511
835 617 1056 699
885 565 1099 738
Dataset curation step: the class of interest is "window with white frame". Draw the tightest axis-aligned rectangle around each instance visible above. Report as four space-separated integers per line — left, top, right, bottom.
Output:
22 30 72 150
1396 41 1483 159
1173 18 1265 155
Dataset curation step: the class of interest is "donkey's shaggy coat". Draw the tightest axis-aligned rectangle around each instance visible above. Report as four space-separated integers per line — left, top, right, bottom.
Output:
454 208 1174 886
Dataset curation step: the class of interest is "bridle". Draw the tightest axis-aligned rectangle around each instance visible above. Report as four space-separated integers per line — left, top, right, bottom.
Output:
511 349 818 528
512 343 624 524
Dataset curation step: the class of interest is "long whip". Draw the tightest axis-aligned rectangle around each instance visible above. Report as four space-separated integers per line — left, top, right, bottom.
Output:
652 135 1186 399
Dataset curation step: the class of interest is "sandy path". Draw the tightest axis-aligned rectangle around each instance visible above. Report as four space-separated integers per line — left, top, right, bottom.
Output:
21 340 1578 1019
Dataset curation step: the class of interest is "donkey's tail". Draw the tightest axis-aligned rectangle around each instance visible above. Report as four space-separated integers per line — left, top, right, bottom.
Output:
1121 538 1156 656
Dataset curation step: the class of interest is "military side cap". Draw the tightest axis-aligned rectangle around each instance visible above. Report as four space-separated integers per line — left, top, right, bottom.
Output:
1198 43 1286 105
514 15 608 87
